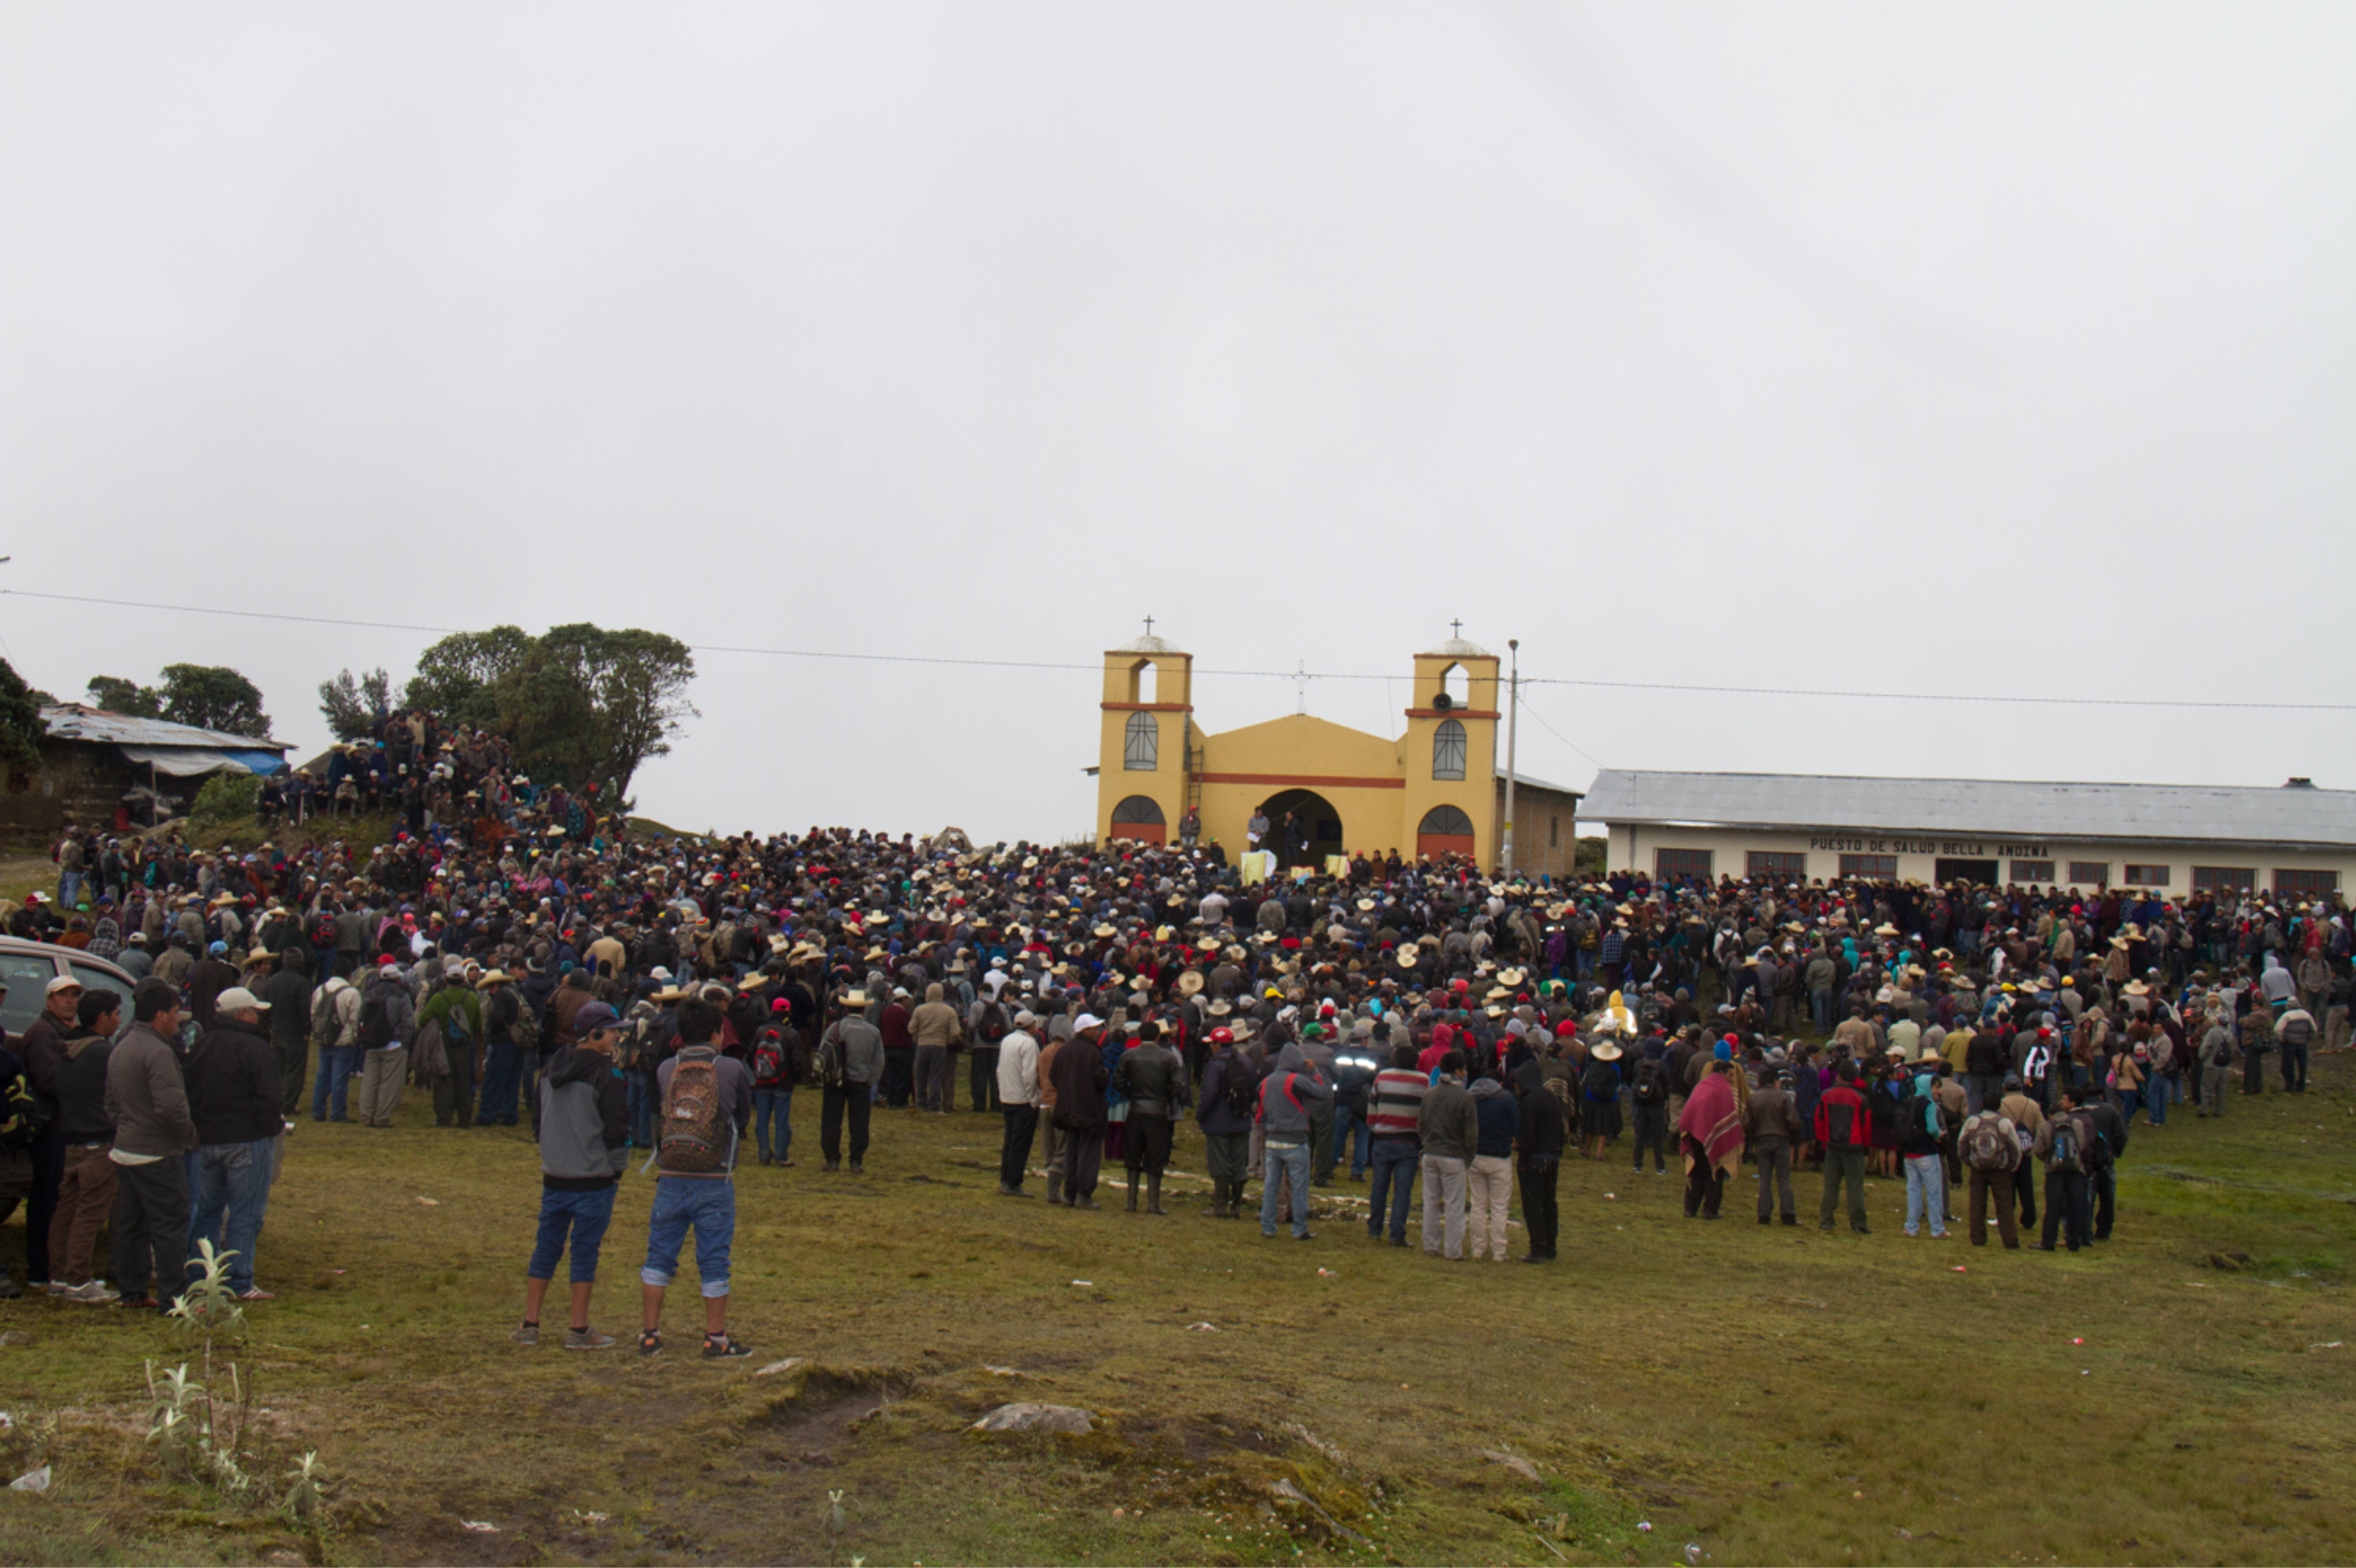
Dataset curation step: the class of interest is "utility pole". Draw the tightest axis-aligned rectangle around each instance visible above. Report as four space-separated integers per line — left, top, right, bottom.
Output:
1501 638 1519 876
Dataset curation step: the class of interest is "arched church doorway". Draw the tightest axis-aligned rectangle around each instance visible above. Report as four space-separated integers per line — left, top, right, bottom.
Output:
1257 789 1343 867
1416 803 1476 861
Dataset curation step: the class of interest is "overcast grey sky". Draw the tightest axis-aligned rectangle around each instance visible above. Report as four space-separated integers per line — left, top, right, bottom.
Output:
5 5 2350 841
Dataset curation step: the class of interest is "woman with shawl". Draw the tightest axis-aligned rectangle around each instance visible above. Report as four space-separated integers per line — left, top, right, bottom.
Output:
1677 1060 1743 1220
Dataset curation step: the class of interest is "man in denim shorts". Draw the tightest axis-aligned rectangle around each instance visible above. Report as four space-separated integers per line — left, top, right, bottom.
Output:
512 1001 629 1349
639 999 754 1359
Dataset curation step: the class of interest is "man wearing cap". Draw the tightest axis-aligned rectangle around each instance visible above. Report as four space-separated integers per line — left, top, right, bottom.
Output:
513 1000 629 1350
15 973 88 1292
1416 1051 1479 1260
184 985 284 1300
1194 1026 1255 1220
104 980 196 1310
356 962 419 1130
994 1010 1043 1196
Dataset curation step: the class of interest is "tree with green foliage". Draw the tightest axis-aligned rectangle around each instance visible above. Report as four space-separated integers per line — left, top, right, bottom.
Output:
405 623 695 803
87 675 165 717
403 626 534 732
88 665 272 738
0 656 48 770
317 667 392 742
158 664 272 738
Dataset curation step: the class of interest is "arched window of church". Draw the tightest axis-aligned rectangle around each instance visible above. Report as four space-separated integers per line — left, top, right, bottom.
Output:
1124 711 1159 771
1431 718 1466 780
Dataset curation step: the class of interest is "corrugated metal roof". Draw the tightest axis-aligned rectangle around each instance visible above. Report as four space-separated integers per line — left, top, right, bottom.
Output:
1497 766 1581 797
42 704 286 752
1579 769 2356 850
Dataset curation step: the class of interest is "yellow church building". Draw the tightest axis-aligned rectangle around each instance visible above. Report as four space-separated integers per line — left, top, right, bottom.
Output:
1092 629 1585 875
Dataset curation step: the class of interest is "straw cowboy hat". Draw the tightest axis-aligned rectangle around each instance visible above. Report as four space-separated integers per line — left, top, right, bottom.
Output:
1176 969 1205 995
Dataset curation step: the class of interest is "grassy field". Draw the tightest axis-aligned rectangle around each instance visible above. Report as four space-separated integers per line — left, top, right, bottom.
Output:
0 1053 2350 1567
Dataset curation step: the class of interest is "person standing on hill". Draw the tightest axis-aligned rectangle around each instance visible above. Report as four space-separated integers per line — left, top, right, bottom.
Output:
1957 1096 2023 1248
817 992 882 1173
2033 1084 2097 1253
994 1010 1042 1197
1814 1058 1872 1234
1257 1041 1332 1242
1111 1019 1184 1215
1416 1051 1477 1260
1049 1015 1110 1209
1464 1069 1517 1260
103 980 196 1312
1363 1043 1425 1246
1513 1050 1566 1262
513 1000 628 1350
1743 1066 1803 1226
639 999 753 1359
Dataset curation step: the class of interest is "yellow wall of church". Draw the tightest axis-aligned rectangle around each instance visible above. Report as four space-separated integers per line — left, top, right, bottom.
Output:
1095 637 1501 866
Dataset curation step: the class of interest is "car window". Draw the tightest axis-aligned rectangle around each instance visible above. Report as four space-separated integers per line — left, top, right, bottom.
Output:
0 954 59 1040
70 962 133 1011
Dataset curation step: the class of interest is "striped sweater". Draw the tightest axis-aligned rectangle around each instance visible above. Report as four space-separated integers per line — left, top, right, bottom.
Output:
1368 1068 1427 1141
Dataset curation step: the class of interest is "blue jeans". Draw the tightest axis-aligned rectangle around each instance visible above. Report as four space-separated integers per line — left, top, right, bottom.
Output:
2116 1086 2144 1125
754 1087 793 1160
1332 1103 1370 1179
1903 1154 1946 1237
528 1185 616 1283
627 1071 655 1147
479 1040 523 1124
2148 1072 2173 1126
188 1139 274 1293
1810 991 1835 1035
1260 1140 1311 1236
1367 1138 1419 1241
312 1045 360 1120
640 1177 735 1297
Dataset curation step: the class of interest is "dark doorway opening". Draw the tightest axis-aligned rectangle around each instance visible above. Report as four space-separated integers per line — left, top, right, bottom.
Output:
1935 858 1999 887
1258 789 1343 867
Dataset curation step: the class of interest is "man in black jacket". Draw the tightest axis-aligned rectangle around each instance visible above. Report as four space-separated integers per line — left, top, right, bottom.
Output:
184 987 284 1301
2082 1091 2129 1242
1513 1054 1567 1262
1110 1020 1185 1215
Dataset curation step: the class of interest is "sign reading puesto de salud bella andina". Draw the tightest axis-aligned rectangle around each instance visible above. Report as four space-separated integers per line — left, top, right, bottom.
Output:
1807 835 2050 857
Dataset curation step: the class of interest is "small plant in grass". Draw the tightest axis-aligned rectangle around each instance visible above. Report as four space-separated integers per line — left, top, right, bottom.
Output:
140 1241 277 1503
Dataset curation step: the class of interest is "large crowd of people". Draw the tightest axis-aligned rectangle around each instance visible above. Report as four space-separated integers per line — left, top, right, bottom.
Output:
6 702 2350 1349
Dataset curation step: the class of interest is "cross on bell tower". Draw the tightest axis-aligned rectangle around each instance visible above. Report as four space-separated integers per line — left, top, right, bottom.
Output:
1143 615 1155 638
1450 618 1463 639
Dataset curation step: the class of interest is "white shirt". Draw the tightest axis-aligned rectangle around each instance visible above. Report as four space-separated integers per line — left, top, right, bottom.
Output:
996 1029 1042 1106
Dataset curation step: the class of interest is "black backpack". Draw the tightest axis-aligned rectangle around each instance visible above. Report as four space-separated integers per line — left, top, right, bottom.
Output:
358 988 396 1050
1221 1058 1258 1121
1583 1058 1618 1103
1631 1058 1666 1106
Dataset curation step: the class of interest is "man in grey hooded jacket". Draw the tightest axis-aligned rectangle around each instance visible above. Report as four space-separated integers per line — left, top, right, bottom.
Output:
1256 1043 1331 1241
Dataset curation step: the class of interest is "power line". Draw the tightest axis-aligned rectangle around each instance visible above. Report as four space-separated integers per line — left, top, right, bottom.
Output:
1513 691 1607 773
1521 673 2353 713
5 587 2348 713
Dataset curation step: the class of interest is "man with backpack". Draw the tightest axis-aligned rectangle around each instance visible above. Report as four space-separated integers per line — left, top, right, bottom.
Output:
308 969 363 1123
475 969 530 1128
639 998 753 1359
1257 1042 1333 1241
513 1000 628 1350
416 961 485 1129
356 962 417 1129
748 1004 804 1166
2033 1084 2099 1253
816 991 883 1172
2196 1010 2234 1117
1814 1058 1873 1234
1628 1039 1671 1175
2275 1003 2315 1094
1958 1097 2023 1248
